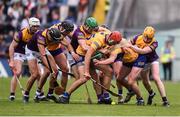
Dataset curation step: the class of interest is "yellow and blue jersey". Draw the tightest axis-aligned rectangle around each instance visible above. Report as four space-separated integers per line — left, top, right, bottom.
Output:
76 27 111 56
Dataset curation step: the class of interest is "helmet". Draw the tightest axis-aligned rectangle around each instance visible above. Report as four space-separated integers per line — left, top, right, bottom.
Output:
48 28 62 42
84 17 98 29
108 31 122 44
61 20 74 32
29 17 40 27
143 26 155 39
100 24 109 29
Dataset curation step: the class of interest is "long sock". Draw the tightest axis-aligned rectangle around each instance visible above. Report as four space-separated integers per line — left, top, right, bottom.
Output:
63 92 70 98
24 91 29 97
162 97 168 102
10 92 15 96
103 92 110 100
48 88 54 95
97 94 103 101
148 89 154 95
128 88 132 93
137 97 143 100
118 89 123 95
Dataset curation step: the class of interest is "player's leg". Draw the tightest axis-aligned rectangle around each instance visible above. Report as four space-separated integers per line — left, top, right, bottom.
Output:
151 61 170 107
23 58 40 103
23 48 41 103
113 61 124 103
9 59 23 101
127 66 144 105
34 65 50 102
54 52 69 90
67 52 80 81
141 69 156 105
71 65 79 81
58 64 88 103
95 64 113 104
116 65 134 103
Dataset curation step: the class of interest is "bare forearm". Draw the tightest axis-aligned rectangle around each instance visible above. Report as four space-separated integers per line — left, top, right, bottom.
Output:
84 48 95 74
131 46 151 54
99 58 114 65
67 43 75 53
9 44 15 61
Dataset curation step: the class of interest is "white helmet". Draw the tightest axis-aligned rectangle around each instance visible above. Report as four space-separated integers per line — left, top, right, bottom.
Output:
29 17 40 27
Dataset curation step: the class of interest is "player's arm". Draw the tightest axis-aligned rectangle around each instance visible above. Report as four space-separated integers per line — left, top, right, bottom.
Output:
131 41 158 54
9 33 20 69
37 36 50 69
84 46 95 78
77 32 89 51
84 39 102 77
9 40 18 62
62 37 80 61
94 53 117 65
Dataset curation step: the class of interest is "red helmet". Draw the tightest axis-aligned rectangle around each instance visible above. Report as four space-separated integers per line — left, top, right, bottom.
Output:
107 31 122 45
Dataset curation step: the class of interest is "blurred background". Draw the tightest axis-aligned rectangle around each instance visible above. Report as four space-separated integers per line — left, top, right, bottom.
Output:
0 0 180 81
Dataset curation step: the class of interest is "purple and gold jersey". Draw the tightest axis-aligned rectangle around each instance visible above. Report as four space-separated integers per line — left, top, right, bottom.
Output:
132 34 159 62
27 29 62 52
27 30 43 52
71 26 92 51
14 28 34 54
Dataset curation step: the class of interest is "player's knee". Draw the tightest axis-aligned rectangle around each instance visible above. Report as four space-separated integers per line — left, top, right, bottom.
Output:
128 79 134 86
31 72 40 79
142 80 148 85
15 69 22 77
152 74 160 81
44 69 51 76
105 69 113 78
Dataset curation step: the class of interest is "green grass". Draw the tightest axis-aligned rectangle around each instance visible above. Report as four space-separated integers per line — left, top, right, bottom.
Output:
0 77 180 116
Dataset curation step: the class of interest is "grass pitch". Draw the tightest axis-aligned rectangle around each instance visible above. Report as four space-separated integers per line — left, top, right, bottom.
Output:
0 77 180 116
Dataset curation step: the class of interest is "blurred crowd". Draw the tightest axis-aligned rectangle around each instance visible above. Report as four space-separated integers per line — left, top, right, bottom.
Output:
0 0 96 58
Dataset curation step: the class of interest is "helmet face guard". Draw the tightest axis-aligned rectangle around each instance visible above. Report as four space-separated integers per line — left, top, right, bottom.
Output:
107 31 122 46
60 20 74 35
29 17 40 33
143 26 155 40
107 38 119 46
29 17 40 27
48 28 62 42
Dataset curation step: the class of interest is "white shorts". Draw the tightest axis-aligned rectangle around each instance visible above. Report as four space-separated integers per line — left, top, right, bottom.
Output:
143 61 159 71
67 52 75 66
25 46 50 61
14 53 26 62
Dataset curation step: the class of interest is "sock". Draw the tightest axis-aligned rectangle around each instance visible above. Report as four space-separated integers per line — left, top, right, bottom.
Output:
148 89 153 95
103 92 110 100
40 92 44 96
128 88 132 93
48 88 54 95
162 97 168 102
37 87 41 92
24 91 29 97
10 92 15 96
63 92 70 98
36 89 41 96
97 94 103 101
118 89 123 95
137 97 143 100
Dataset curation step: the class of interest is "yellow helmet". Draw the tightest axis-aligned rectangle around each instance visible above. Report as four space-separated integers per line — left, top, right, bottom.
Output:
143 26 155 39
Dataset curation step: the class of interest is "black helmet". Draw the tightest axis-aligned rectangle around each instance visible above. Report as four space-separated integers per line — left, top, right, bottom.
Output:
61 20 74 32
48 28 62 42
